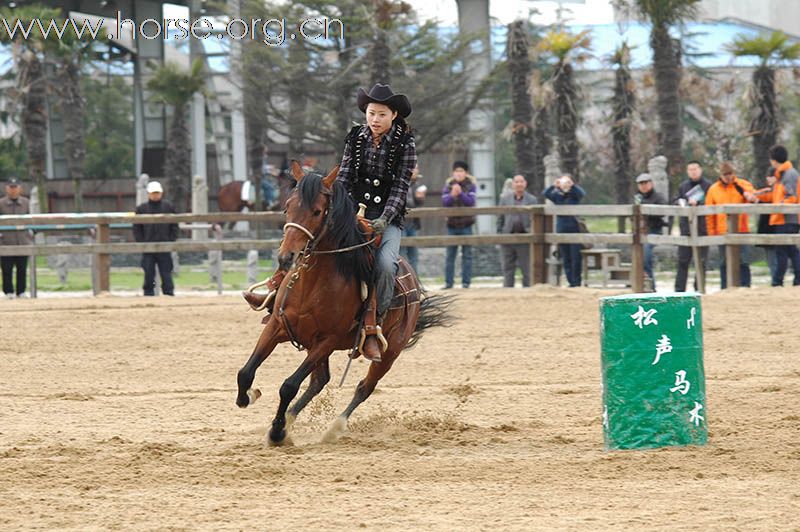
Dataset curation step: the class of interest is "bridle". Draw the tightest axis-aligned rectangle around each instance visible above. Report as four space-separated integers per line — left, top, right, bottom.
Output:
281 188 376 260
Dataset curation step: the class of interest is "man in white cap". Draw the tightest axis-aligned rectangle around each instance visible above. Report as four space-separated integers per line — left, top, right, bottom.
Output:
133 181 179 296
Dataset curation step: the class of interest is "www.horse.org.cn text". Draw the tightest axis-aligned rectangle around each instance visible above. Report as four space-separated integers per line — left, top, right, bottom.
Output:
0 12 345 47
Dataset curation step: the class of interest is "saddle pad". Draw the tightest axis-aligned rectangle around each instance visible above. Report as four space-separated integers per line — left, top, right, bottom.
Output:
240 180 254 203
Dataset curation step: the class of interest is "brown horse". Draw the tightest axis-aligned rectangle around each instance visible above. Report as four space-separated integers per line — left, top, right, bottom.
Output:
235 162 451 445
217 180 254 212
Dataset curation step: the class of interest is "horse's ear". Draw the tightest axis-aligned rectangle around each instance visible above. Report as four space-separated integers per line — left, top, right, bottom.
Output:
322 165 339 189
290 160 304 182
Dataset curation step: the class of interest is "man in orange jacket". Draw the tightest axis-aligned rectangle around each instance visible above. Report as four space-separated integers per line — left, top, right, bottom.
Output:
756 145 800 286
705 162 756 288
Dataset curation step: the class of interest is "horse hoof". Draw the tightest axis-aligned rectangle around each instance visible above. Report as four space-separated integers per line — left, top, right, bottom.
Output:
268 429 292 447
236 394 249 408
236 388 261 409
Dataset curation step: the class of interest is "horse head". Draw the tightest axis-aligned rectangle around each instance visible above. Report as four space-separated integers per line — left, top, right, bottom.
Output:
277 160 339 270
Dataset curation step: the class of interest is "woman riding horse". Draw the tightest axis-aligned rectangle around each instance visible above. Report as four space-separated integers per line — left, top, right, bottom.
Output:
244 83 416 363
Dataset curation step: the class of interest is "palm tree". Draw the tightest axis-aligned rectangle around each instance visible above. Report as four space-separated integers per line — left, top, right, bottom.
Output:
506 20 536 191
618 0 700 182
727 31 800 177
1 6 60 212
610 42 636 229
538 30 591 181
146 60 206 211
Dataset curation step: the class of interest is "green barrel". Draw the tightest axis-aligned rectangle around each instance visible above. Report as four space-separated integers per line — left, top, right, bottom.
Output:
600 293 707 451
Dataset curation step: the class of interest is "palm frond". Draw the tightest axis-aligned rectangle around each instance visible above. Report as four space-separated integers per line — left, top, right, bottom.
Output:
727 31 800 67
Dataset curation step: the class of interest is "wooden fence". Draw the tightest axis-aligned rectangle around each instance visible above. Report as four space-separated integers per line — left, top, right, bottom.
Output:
2 204 800 296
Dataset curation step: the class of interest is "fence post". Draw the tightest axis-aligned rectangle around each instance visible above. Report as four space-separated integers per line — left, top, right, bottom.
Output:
631 204 644 293
531 208 546 285
94 223 111 294
725 213 741 288
30 253 37 298
689 207 705 294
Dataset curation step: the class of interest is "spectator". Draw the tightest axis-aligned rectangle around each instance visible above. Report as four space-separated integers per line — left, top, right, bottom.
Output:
401 165 425 272
705 161 755 288
133 181 179 296
544 174 585 287
497 174 537 287
0 177 32 299
673 160 712 291
634 173 667 291
442 160 476 289
756 145 800 286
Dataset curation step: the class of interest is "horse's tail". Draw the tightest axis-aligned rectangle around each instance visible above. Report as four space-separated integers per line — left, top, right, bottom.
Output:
406 290 455 349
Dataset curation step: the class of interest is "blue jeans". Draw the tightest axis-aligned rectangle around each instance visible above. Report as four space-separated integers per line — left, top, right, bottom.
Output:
401 225 419 273
375 224 401 315
445 226 472 288
772 223 800 286
644 243 656 290
558 243 582 287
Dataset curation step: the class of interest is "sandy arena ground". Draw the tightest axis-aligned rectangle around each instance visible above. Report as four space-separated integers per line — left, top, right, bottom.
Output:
1 287 799 530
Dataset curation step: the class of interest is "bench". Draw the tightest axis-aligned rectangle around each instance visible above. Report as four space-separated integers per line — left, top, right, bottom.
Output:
581 248 630 287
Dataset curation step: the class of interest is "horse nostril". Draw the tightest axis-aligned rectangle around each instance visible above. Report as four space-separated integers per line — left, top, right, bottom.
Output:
278 253 294 269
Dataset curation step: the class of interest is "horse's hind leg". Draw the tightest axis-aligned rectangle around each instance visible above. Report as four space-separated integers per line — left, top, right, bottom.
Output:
286 357 331 427
322 354 397 443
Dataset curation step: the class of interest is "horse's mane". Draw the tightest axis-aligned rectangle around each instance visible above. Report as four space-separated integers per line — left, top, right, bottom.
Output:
298 172 373 285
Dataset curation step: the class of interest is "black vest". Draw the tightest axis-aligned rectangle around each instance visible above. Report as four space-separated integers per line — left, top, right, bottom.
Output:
345 120 412 222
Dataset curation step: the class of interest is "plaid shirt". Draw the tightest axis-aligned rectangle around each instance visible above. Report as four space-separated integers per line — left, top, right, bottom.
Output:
336 123 417 225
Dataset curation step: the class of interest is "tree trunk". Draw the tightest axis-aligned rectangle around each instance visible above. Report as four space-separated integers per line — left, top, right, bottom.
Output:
507 20 535 193
165 103 191 212
612 60 635 231
288 44 308 158
370 28 391 85
532 104 550 193
56 58 86 212
554 61 579 181
750 66 777 180
18 49 48 212
650 25 684 185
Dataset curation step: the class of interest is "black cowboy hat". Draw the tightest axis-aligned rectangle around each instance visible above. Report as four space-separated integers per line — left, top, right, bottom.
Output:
356 83 412 118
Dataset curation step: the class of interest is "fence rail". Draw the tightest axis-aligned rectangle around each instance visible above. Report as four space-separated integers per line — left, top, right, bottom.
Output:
2 203 799 296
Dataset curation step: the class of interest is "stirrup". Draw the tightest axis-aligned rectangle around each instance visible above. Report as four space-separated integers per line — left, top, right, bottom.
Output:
357 324 389 355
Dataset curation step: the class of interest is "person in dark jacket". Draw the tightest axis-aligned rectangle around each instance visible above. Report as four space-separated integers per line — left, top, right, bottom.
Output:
133 181 179 296
0 177 32 298
673 160 712 291
634 173 667 291
544 174 586 287
441 160 476 289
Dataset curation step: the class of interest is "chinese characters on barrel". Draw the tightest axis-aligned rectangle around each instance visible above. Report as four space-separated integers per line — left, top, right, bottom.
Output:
628 305 704 428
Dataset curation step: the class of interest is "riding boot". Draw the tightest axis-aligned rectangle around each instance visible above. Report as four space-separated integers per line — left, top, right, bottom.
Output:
359 291 385 363
242 270 286 312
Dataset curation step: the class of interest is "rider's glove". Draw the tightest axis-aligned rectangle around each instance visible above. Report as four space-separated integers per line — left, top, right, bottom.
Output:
370 216 389 234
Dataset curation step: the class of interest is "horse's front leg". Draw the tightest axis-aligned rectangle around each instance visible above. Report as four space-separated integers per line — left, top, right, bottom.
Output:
269 342 335 446
236 318 286 408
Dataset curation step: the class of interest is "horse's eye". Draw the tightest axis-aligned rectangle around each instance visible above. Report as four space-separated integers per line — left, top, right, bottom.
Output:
313 210 322 217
